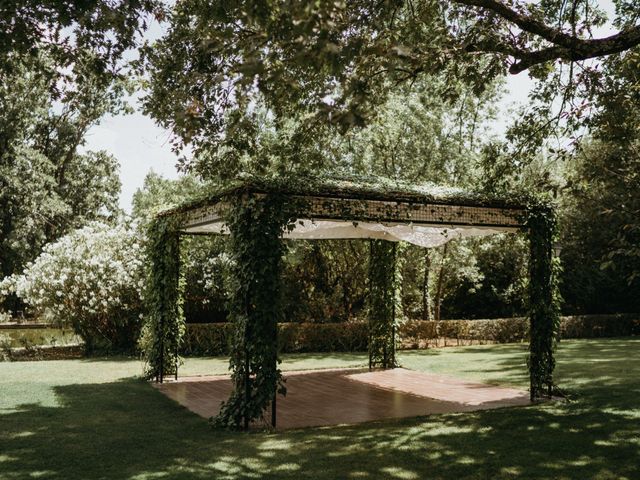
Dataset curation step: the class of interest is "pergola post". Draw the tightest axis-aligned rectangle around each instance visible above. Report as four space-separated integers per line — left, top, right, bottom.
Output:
214 192 288 429
368 239 400 369
145 218 184 383
526 205 560 400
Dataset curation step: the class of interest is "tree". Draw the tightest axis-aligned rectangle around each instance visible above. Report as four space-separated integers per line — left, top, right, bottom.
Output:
131 171 204 220
342 80 501 183
0 57 123 296
0 0 159 96
141 0 640 170
556 43 640 310
560 140 640 313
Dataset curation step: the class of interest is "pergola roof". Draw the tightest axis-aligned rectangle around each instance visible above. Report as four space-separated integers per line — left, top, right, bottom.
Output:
159 175 529 248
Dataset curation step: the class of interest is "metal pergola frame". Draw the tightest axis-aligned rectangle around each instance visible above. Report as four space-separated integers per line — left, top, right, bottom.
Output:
147 175 557 429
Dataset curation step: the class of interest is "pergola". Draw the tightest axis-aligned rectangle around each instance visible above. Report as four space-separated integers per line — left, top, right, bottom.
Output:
145 175 559 429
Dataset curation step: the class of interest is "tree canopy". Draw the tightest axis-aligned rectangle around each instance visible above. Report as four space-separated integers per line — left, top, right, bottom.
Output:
1 0 159 92
141 0 640 170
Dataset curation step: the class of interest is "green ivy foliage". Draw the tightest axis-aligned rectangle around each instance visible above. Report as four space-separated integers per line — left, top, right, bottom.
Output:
368 240 403 369
145 175 559 411
142 216 184 381
525 203 561 399
213 192 298 429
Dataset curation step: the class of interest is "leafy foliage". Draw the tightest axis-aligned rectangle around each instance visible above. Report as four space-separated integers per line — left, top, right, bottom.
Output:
525 204 561 399
213 192 297 429
368 240 402 368
0 223 145 352
131 172 204 221
142 216 184 381
281 240 369 323
132 172 231 323
555 48 640 312
0 0 158 99
141 0 640 173
440 235 528 319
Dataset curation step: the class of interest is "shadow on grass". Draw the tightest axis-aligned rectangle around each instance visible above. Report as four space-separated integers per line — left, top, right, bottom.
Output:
1 375 639 479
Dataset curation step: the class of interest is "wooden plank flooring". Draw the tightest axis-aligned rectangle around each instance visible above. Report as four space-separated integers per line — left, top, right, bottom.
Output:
153 368 530 430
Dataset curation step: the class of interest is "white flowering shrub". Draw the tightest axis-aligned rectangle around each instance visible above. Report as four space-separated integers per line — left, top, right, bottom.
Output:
0 222 145 352
180 236 232 322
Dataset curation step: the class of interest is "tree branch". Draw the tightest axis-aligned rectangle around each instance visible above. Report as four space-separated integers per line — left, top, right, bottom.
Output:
509 28 640 73
453 0 640 73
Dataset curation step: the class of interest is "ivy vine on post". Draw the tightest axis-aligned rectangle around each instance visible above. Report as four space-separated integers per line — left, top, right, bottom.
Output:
368 239 403 369
144 215 185 382
525 202 561 400
213 191 296 429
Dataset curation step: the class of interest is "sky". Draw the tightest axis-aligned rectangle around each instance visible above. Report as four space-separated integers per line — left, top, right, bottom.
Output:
83 3 615 212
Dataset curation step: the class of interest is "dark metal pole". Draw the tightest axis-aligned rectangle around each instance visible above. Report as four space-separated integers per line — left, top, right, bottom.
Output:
244 341 250 431
271 393 277 428
175 232 180 382
158 309 165 383
368 240 373 370
392 323 396 368
175 342 179 381
159 331 164 384
390 242 397 368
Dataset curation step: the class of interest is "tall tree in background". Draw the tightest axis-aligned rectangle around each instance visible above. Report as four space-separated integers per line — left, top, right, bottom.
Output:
0 0 159 310
560 46 640 312
0 57 124 300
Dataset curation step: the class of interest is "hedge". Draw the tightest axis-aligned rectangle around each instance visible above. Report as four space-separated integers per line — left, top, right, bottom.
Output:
182 322 369 356
1 344 85 362
182 314 639 356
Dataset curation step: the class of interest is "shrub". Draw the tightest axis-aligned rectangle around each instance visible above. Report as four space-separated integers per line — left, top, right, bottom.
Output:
181 314 638 356
182 322 369 356
181 323 233 356
560 314 640 338
0 222 145 352
279 322 369 353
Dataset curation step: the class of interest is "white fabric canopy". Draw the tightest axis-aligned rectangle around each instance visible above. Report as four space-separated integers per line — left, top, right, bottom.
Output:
184 218 516 248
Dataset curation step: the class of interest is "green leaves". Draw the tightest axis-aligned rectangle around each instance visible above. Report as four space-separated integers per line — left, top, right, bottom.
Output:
368 240 403 369
143 216 185 380
140 0 490 174
525 202 561 399
213 192 297 429
0 0 159 87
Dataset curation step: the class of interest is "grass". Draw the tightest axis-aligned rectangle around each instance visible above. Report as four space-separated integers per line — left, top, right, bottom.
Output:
0 338 639 479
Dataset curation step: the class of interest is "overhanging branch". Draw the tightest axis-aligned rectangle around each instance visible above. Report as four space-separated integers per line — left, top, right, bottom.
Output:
453 0 640 73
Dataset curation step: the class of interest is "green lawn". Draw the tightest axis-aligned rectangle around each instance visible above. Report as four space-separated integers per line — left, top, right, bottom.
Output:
1 338 639 479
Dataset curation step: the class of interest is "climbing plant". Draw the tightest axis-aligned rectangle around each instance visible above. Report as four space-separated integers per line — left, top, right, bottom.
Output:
142 174 559 418
213 192 297 429
368 240 403 368
525 203 561 399
143 215 185 381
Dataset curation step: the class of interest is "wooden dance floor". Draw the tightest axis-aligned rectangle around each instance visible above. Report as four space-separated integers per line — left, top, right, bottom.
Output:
154 368 530 430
